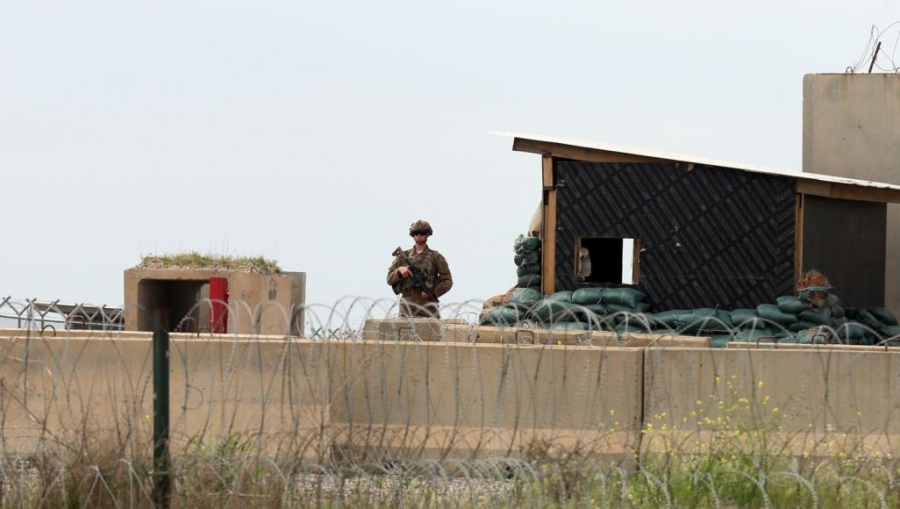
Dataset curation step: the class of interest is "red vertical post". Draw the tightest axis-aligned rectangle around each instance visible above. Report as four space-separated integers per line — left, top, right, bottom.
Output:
209 277 229 333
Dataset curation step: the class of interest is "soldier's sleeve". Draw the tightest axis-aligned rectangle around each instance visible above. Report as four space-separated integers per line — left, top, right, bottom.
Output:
387 256 403 286
433 253 453 297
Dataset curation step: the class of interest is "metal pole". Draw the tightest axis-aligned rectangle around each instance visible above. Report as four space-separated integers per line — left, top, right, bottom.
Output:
869 41 882 73
153 323 171 508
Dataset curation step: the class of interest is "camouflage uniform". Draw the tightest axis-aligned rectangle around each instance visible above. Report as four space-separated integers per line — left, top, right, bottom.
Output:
387 221 453 318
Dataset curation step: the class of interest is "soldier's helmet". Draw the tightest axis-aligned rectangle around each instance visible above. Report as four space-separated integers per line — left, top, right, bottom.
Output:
409 220 433 236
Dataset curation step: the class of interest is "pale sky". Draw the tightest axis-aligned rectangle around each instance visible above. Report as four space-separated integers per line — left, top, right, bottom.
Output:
2 1 899 308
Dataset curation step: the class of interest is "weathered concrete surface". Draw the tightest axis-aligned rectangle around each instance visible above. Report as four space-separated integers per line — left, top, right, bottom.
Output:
329 341 644 461
0 331 330 458
803 73 900 315
642 346 900 455
4 327 900 461
362 319 710 348
123 268 306 335
361 318 470 342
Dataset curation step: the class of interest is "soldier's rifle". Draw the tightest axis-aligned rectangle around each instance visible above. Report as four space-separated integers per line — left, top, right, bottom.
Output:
391 247 440 303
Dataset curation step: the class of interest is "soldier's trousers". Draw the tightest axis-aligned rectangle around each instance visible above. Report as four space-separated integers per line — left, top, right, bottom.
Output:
399 299 440 319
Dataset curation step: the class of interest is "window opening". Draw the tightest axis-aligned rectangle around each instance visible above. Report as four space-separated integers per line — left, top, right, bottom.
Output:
575 237 640 285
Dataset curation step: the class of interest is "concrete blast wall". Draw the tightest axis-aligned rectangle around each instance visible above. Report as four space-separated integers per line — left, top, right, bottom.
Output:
4 326 900 460
803 73 900 315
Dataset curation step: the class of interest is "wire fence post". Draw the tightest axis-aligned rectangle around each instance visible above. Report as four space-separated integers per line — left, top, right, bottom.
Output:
153 323 171 508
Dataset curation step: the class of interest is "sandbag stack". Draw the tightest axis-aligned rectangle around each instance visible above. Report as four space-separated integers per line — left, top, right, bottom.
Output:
514 235 542 290
481 244 900 348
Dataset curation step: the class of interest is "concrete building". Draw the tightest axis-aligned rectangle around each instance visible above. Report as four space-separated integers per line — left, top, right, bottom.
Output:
124 267 306 336
803 73 900 315
497 132 900 311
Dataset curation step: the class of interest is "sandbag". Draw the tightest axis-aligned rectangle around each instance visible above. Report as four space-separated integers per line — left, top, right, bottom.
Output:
482 307 525 325
756 304 797 325
529 300 579 323
514 251 540 266
616 313 657 329
676 308 718 332
776 296 808 314
835 322 870 340
607 303 635 315
509 288 542 306
516 263 541 276
826 293 841 308
731 309 757 326
616 322 654 335
856 310 884 331
788 321 820 332
603 288 646 308
798 307 833 326
572 287 606 305
709 335 732 348
652 310 681 328
517 274 541 288
549 322 591 331
730 329 778 343
832 305 845 319
881 325 900 338
871 308 899 327
546 291 573 303
574 304 607 323
514 235 541 252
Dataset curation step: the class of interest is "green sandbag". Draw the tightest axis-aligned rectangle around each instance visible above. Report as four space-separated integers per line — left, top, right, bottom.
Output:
506 301 535 313
756 304 797 325
516 263 541 276
676 308 717 332
517 274 541 288
509 288 541 306
799 307 833 326
572 287 606 305
832 305 845 319
795 329 829 345
652 310 681 328
482 307 525 325
616 322 653 335
871 308 899 326
607 304 636 315
616 313 656 328
603 288 646 308
826 293 841 308
713 309 733 329
731 309 757 326
881 325 900 338
836 322 870 340
776 296 808 314
514 235 541 253
731 310 769 330
709 335 732 348
549 322 591 331
856 310 884 331
514 251 540 266
574 304 607 323
636 302 651 313
788 321 820 332
730 329 778 343
546 291 573 303
529 300 579 323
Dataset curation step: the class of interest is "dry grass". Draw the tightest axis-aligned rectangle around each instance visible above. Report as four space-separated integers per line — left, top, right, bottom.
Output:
138 252 281 274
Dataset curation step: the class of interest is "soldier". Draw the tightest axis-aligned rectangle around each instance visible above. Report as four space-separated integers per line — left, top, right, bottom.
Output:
387 220 453 318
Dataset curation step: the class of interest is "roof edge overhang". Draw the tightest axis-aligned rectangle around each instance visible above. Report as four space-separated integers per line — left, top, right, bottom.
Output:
494 131 900 204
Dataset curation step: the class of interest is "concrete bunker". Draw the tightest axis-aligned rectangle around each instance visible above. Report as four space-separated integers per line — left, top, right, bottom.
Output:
125 264 306 336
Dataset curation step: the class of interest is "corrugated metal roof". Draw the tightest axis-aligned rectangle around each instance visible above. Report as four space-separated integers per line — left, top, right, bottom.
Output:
492 131 900 192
